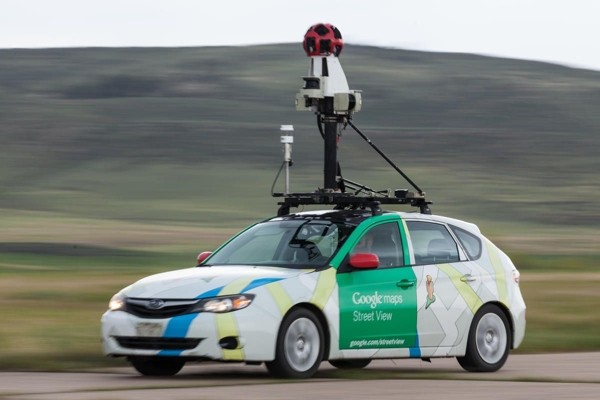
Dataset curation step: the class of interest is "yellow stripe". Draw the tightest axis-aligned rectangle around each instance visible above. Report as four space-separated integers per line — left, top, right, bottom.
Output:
216 313 244 360
214 278 253 360
266 282 294 316
310 269 336 309
219 277 254 296
437 263 483 314
485 239 509 307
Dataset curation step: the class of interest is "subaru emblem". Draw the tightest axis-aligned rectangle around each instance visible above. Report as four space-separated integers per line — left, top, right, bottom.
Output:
147 299 165 310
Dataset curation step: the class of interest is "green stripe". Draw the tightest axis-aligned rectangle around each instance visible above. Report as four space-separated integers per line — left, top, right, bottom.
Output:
266 282 294 316
437 263 483 314
216 312 244 360
219 277 254 296
485 239 509 307
310 268 336 309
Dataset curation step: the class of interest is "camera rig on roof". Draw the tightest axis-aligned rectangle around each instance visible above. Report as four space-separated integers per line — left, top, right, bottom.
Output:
272 23 432 217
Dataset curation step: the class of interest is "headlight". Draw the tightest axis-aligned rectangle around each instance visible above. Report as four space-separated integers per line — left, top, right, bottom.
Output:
195 294 254 313
108 293 126 311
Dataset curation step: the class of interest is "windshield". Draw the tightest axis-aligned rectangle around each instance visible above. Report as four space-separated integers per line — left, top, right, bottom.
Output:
206 218 356 268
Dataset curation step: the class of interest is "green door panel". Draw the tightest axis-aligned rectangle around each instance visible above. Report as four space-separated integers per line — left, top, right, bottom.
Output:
337 218 418 350
338 267 418 349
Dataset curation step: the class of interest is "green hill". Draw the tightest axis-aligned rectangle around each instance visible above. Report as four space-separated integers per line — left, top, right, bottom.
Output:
0 44 598 253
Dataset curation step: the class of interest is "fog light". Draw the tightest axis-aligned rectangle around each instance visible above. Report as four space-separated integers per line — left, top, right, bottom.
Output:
219 336 240 350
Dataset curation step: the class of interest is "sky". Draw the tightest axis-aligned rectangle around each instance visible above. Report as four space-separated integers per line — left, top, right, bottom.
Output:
1 0 599 71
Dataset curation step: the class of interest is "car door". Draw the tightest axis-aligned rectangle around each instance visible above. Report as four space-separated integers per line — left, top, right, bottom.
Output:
403 219 474 351
337 220 419 352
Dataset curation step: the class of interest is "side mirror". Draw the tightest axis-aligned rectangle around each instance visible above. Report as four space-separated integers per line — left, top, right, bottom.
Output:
196 251 212 265
349 253 379 269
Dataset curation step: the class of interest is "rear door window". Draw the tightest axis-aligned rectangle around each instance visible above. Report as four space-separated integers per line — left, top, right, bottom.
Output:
405 221 460 265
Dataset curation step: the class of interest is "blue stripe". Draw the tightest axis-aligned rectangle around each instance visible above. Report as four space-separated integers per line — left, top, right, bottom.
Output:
241 277 283 293
409 347 421 357
158 349 184 356
163 313 197 338
162 286 225 339
409 333 421 358
196 286 224 299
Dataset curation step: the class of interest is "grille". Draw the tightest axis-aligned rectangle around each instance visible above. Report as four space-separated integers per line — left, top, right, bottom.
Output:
115 336 202 350
125 298 200 318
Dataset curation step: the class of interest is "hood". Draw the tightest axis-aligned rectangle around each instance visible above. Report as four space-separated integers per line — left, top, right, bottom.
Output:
122 265 309 299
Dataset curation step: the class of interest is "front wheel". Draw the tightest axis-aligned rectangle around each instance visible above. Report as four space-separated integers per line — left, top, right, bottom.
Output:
265 308 324 379
129 356 185 376
457 304 511 372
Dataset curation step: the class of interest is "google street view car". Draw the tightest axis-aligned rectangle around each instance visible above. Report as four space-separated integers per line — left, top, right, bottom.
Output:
102 209 525 378
101 23 525 378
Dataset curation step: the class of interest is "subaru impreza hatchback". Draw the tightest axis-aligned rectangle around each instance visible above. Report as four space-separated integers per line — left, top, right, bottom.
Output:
101 209 525 378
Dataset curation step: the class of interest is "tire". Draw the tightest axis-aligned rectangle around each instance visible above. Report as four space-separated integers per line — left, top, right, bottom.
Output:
457 304 511 372
265 308 325 379
129 356 185 376
329 359 371 369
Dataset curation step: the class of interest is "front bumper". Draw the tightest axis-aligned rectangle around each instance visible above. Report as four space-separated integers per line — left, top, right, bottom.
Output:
101 307 281 361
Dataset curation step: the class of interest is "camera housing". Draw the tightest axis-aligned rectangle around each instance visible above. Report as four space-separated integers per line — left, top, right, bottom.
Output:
296 55 361 115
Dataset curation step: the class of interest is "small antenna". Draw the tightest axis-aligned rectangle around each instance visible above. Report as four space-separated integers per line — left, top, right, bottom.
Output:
280 125 294 194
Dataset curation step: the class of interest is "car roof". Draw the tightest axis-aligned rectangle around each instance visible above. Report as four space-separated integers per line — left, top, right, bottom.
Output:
271 209 481 235
396 211 481 235
270 209 374 226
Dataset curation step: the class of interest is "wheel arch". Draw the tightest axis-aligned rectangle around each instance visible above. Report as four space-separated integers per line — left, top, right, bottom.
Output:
282 302 331 361
482 301 515 349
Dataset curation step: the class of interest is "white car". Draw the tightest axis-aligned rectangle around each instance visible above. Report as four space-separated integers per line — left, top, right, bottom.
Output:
101 209 526 378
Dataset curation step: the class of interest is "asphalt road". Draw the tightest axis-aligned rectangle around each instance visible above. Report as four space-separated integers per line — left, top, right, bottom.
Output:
1 352 598 400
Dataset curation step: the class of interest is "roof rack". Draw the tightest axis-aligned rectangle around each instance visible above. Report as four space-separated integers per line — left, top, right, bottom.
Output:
274 190 431 217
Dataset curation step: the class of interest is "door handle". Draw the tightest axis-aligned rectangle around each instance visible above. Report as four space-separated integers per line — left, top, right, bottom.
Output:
397 279 416 289
460 274 477 283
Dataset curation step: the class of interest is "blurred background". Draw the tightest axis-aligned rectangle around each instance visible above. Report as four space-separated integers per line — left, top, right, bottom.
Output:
1 1 599 370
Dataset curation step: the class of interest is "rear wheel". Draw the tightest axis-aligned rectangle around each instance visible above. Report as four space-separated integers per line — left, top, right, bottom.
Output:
457 304 511 372
329 359 371 369
265 308 324 379
129 356 185 376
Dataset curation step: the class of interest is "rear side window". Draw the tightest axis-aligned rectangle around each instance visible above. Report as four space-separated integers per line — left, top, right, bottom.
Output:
450 225 482 260
406 221 460 265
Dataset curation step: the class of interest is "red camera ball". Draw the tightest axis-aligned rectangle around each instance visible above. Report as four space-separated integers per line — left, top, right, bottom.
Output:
303 23 344 57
